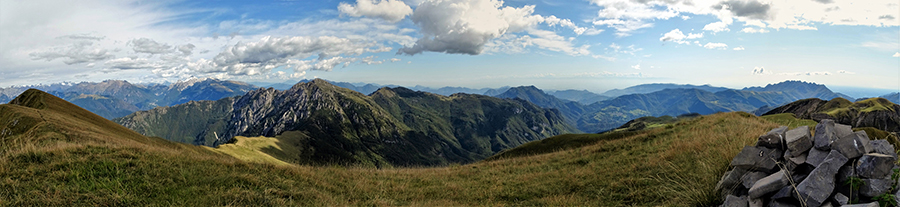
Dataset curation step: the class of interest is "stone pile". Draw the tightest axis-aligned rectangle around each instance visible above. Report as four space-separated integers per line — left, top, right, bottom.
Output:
717 119 900 207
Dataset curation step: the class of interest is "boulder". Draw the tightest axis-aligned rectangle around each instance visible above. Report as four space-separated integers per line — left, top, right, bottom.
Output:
742 171 768 189
722 195 748 207
796 150 848 207
855 131 874 153
837 164 855 184
771 185 794 200
758 126 788 150
716 168 747 196
748 170 789 198
813 119 836 150
835 123 853 138
786 126 813 156
834 131 867 159
805 148 829 167
856 153 897 179
859 178 893 197
748 198 764 207
731 146 782 172
869 139 896 157
833 193 849 205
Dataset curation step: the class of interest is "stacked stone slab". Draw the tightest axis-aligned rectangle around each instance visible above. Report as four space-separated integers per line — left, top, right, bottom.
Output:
716 119 900 207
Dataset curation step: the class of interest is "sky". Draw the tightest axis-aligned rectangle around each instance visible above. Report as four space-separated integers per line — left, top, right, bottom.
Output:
0 0 898 94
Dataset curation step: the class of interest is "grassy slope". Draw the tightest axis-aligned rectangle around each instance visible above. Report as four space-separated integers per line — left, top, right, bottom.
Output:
3 89 782 206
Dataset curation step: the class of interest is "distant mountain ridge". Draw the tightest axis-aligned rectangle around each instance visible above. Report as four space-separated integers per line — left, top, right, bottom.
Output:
599 83 731 97
115 79 576 167
491 80 852 133
0 78 258 119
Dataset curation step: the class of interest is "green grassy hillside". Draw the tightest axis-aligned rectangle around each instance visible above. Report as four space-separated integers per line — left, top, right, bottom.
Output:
764 97 900 132
3 89 788 206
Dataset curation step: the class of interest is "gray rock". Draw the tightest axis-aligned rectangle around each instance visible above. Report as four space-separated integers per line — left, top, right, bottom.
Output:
855 130 875 153
748 198 763 207
722 195 748 207
835 123 853 138
796 150 849 207
895 190 900 207
716 168 748 196
813 119 836 150
860 178 893 197
833 192 849 205
856 153 897 179
742 171 768 189
842 202 879 207
771 185 794 200
748 169 789 198
870 139 896 157
730 146 782 172
820 202 833 207
834 131 868 159
759 126 788 149
785 149 807 165
838 164 855 184
786 126 813 156
806 148 829 167
767 199 797 207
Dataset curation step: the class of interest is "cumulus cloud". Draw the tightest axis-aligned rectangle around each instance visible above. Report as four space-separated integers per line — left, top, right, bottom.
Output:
338 0 413 23
631 64 641 70
659 29 703 44
589 0 678 36
105 57 165 70
733 46 745 50
29 41 115 65
129 38 172 55
837 70 855 74
164 36 390 77
703 21 731 33
712 0 772 20
399 0 542 55
703 42 728 50
894 52 900 57
177 44 196 56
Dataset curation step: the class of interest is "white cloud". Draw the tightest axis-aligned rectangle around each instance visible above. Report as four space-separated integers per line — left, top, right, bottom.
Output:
128 38 171 55
338 0 413 23
894 52 900 57
703 21 730 33
733 46 745 50
741 27 769 33
399 0 588 56
176 44 195 56
631 64 641 70
161 36 390 77
703 42 728 50
28 40 115 65
659 29 702 44
390 58 401 62
587 0 899 37
837 70 856 74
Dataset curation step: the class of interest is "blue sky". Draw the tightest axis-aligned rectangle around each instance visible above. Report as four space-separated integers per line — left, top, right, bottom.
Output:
0 0 897 94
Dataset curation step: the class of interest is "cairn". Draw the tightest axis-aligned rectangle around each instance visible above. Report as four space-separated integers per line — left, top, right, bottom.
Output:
717 119 900 207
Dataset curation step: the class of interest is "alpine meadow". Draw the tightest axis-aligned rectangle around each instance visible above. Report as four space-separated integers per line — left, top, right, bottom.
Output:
1 0 899 206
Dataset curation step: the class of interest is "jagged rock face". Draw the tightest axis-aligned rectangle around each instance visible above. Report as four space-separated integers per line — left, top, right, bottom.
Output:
116 79 577 167
717 119 900 207
225 80 405 143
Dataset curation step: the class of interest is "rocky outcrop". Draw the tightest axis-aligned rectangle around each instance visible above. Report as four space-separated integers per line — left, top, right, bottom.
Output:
717 119 900 206
764 97 900 133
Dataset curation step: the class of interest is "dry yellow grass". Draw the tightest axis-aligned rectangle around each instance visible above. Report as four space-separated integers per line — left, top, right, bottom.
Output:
3 90 785 206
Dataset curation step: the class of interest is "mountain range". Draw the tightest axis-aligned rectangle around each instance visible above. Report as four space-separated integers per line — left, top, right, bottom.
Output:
114 79 576 167
494 80 858 133
0 78 257 119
